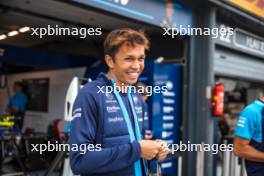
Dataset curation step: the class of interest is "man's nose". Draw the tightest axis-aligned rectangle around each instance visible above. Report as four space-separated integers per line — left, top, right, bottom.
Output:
131 60 140 69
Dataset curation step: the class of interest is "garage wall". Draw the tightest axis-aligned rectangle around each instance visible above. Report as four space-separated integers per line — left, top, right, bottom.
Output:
0 67 86 133
214 47 264 82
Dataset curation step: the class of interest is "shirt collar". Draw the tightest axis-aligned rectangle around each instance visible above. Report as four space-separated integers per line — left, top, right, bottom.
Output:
256 98 264 106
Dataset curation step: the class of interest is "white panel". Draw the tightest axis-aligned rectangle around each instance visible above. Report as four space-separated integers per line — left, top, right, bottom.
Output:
0 88 9 114
0 67 86 132
214 48 264 82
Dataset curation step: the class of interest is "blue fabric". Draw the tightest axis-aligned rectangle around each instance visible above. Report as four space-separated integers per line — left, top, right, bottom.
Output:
142 102 149 136
120 93 135 133
235 99 264 176
8 92 28 112
69 73 146 176
111 82 142 176
120 87 149 176
127 90 141 140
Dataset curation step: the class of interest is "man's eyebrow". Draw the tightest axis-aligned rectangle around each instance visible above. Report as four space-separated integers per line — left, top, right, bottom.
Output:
125 55 134 58
136 54 145 58
125 54 145 58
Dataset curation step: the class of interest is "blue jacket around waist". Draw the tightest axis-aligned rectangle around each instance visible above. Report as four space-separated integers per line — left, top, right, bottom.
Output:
69 73 146 176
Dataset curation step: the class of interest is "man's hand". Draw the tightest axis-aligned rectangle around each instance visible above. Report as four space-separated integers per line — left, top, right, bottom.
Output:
156 140 169 161
6 107 19 115
139 140 161 160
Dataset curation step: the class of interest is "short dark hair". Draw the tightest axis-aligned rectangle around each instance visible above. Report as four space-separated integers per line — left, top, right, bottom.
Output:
14 81 24 88
104 28 149 59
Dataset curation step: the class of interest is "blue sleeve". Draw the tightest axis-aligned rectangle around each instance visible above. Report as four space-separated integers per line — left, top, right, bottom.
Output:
8 94 27 112
235 108 256 140
8 96 16 108
69 90 141 175
19 94 27 111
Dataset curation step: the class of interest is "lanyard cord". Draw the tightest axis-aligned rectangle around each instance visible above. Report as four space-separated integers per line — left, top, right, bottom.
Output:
110 80 144 176
127 91 150 176
127 90 142 141
111 80 136 141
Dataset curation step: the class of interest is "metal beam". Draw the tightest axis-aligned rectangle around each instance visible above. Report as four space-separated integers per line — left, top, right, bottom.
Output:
184 5 216 176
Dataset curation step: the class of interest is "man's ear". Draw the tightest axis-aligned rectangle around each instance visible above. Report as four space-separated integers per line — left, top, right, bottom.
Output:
105 55 114 69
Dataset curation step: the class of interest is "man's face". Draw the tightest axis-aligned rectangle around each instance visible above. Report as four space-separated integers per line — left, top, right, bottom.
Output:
13 84 22 93
109 44 145 85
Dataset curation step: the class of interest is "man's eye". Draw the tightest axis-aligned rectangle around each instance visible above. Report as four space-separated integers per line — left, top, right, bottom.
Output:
125 57 133 61
139 58 145 62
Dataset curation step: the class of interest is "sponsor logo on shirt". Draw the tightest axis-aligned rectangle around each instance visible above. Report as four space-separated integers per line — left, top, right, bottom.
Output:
133 96 138 103
106 106 120 113
105 92 117 103
108 116 123 123
72 108 82 119
105 92 114 100
237 116 246 127
144 112 149 120
106 99 117 103
135 106 142 114
138 118 143 122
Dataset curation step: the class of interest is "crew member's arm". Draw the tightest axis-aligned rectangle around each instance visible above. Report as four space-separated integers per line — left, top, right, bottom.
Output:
6 107 19 114
233 109 264 162
234 137 264 162
70 89 160 175
6 96 24 114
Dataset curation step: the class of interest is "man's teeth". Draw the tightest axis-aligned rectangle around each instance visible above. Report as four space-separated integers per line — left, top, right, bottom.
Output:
128 73 138 76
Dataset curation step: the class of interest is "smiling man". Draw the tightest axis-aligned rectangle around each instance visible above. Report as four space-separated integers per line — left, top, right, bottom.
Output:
70 28 168 176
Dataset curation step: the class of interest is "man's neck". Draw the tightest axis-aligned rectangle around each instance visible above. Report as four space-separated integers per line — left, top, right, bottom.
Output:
106 71 128 92
259 96 264 103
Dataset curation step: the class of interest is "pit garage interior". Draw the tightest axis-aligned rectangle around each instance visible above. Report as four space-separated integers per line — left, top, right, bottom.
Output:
0 0 186 129
0 0 187 175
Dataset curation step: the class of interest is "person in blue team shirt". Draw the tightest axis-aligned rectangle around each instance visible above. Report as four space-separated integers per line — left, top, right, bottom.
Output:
6 81 28 130
234 93 264 176
70 28 168 176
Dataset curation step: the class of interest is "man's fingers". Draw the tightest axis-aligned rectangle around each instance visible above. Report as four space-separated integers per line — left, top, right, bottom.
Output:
157 153 167 160
156 140 168 150
156 148 169 160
